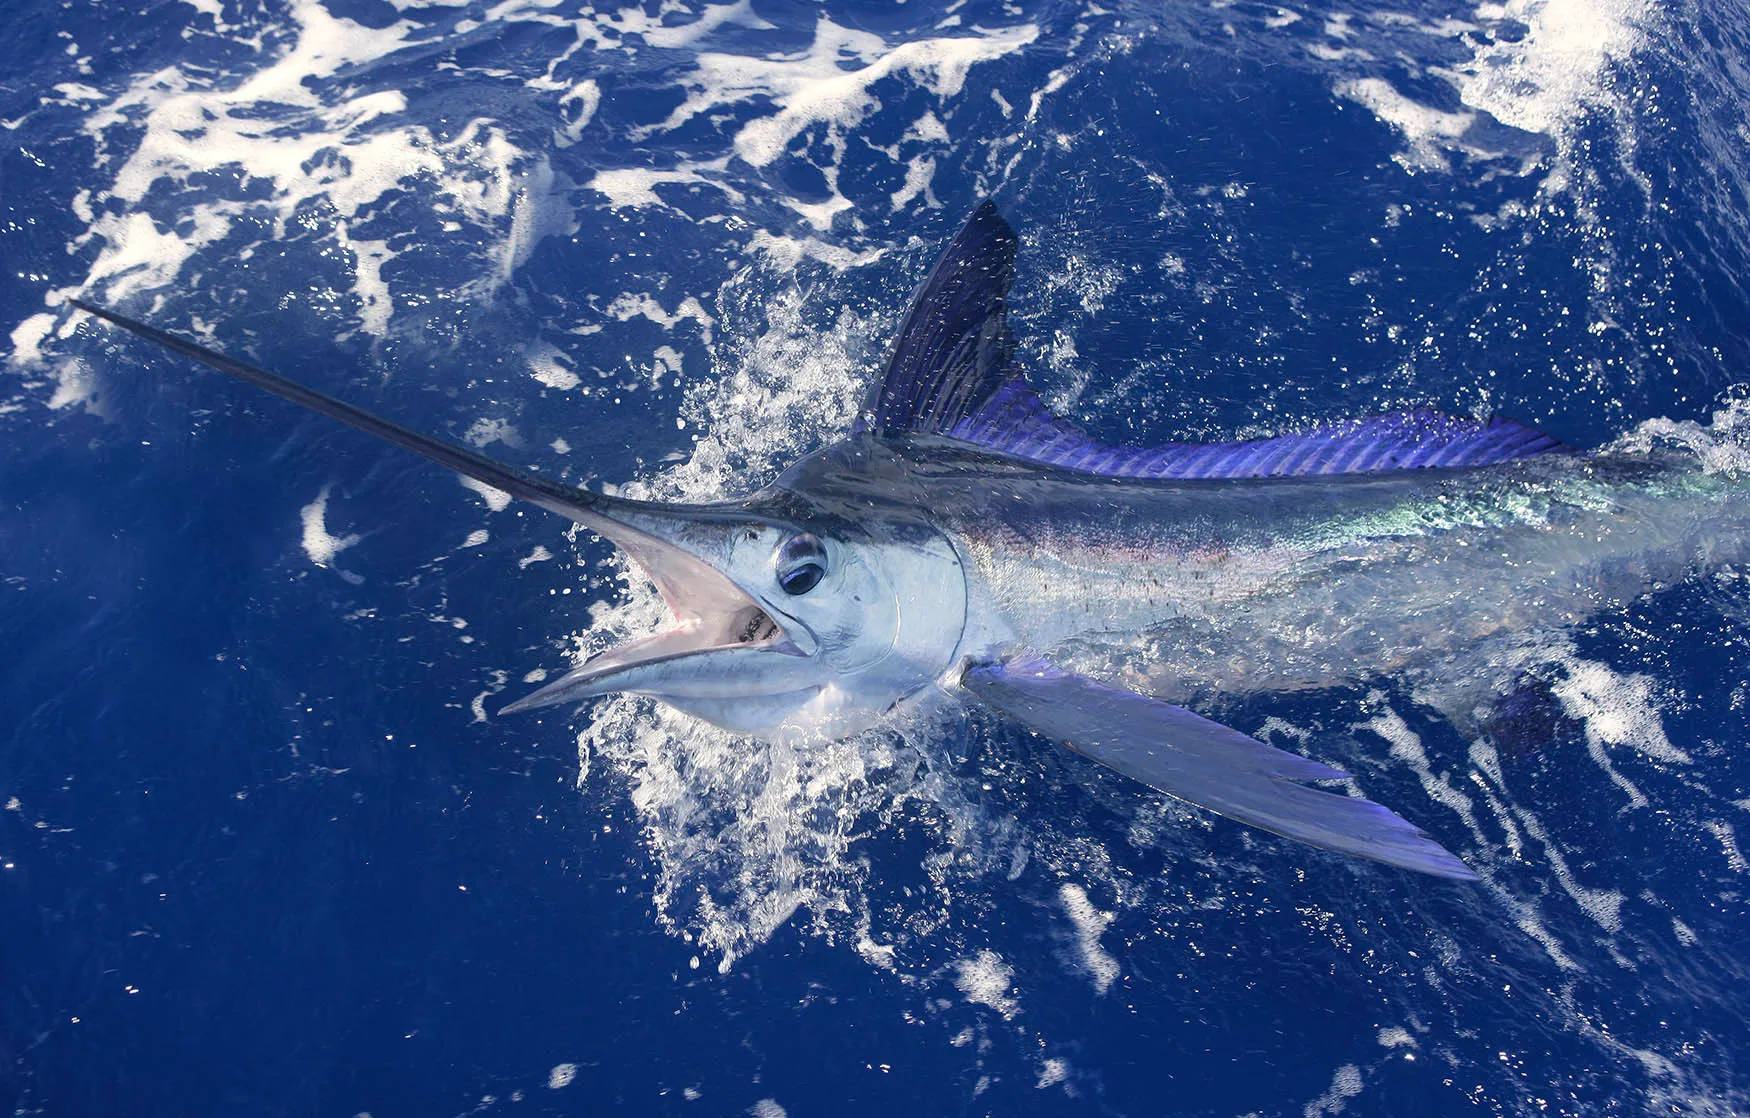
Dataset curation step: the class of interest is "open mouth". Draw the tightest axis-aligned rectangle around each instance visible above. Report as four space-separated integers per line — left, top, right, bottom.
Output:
61 297 805 719
499 514 798 714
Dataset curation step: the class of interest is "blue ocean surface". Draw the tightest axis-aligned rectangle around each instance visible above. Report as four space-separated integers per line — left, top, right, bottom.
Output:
4 0 1750 1113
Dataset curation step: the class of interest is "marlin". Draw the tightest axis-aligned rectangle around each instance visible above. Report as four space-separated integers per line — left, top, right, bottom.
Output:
71 202 1745 882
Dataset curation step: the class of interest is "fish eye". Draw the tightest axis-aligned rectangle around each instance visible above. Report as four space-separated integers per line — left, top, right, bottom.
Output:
775 533 828 595
779 563 825 595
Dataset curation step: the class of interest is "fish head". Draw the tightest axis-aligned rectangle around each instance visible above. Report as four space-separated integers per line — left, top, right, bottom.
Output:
502 490 968 741
65 295 971 743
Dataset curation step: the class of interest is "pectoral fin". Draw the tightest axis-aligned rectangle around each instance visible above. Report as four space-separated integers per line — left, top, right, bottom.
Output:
962 655 1479 881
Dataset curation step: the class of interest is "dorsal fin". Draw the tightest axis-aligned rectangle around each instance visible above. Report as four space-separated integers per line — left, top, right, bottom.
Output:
858 199 1018 437
861 201 1566 476
950 381 1568 478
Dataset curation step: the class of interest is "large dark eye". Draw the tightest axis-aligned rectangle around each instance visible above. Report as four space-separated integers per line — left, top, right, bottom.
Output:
779 563 825 595
776 533 828 596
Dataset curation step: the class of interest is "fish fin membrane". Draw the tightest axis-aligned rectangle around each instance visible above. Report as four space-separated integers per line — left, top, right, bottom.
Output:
962 655 1480 880
858 199 1017 438
859 202 1563 473
952 379 1567 477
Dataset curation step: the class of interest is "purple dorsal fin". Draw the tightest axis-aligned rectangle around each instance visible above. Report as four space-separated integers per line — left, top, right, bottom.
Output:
947 379 1567 478
857 200 1017 438
861 203 1566 476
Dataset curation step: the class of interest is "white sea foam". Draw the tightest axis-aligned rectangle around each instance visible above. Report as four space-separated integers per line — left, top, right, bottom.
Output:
1703 820 1747 874
24 0 1038 416
1552 659 1689 769
586 164 738 211
1361 695 1623 963
604 0 775 50
459 476 513 514
545 1063 577 1089
650 19 1035 165
43 358 100 413
1328 0 1655 187
600 292 716 343
1499 777 1626 934
1360 704 1484 844
1058 883 1118 994
72 2 427 312
7 313 101 412
526 342 581 391
554 79 599 148
1335 77 1475 173
1611 397 1750 476
1550 658 1686 812
496 155 580 289
25 0 554 362
890 155 940 211
463 417 522 450
1468 742 1527 859
743 231 885 271
334 224 394 337
1303 1063 1364 1118
624 284 870 501
741 22 1035 170
953 950 1019 1018
606 16 1034 230
298 485 360 569
1453 0 1653 139
560 3 1026 231
1035 1057 1070 1089
8 313 58 367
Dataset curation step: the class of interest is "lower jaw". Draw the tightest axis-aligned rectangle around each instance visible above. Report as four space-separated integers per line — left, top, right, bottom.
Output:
653 685 831 738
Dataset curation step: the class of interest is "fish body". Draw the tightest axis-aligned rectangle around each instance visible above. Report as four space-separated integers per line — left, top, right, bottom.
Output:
70 201 1733 882
766 431 1743 705
912 442 1741 701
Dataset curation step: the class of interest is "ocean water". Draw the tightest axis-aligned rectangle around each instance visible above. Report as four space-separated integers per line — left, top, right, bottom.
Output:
5 0 1750 1114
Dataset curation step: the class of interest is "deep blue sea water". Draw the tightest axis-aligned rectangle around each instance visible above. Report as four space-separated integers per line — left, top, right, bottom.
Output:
5 0 1750 1114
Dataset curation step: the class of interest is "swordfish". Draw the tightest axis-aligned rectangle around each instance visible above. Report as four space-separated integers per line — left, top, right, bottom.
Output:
71 202 1744 882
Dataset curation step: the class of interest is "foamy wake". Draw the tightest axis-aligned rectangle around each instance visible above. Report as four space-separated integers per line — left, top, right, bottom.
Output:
1 0 1063 974
607 16 1036 231
8 0 1039 416
8 0 559 414
1322 0 1657 186
565 279 1004 968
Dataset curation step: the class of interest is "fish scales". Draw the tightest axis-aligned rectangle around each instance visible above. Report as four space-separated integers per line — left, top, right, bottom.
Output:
927 448 1748 702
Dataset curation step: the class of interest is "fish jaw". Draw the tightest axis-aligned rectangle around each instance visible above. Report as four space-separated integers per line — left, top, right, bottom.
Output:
500 501 817 715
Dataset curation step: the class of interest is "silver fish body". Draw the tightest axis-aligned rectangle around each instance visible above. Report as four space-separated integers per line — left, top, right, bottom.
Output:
75 201 1722 881
939 444 1742 703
